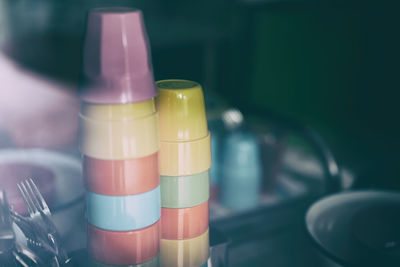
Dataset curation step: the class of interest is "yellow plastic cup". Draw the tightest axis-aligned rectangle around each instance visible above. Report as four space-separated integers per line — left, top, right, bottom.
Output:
156 80 208 141
81 99 156 120
159 133 211 176
161 229 209 267
156 80 211 176
79 112 159 160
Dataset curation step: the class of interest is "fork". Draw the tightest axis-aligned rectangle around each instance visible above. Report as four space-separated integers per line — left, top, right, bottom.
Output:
0 190 16 265
13 242 44 266
17 178 69 265
0 190 15 244
10 209 57 256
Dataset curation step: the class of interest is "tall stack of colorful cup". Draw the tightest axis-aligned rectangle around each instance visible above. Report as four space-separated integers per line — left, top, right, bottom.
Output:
79 8 161 266
156 80 211 267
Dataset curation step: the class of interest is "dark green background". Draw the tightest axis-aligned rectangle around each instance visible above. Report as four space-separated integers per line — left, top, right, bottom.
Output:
2 0 399 188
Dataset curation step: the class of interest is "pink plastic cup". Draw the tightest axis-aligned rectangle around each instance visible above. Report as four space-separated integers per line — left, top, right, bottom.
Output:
80 7 157 104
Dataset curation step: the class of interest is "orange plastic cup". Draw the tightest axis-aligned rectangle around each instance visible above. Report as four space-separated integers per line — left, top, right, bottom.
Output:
83 152 159 195
88 221 160 266
161 201 209 240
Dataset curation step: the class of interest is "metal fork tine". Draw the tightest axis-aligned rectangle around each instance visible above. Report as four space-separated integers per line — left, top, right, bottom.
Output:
22 180 38 214
17 183 34 215
23 179 41 214
19 179 68 264
28 178 48 212
0 190 6 224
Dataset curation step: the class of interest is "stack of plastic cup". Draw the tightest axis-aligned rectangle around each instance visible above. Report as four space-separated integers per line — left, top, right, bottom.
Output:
79 8 161 266
156 80 211 267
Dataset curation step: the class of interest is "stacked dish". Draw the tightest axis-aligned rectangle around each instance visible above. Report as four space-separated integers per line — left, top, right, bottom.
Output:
79 8 160 266
157 80 211 267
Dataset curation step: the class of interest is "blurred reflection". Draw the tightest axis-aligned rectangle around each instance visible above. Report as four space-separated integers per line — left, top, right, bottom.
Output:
206 96 348 222
1 0 153 84
222 108 244 131
0 52 79 150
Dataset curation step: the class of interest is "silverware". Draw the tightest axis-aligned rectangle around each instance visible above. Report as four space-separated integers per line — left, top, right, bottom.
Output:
1 187 54 266
17 178 68 265
0 190 15 255
9 209 35 239
17 180 50 233
10 200 57 257
0 190 16 266
13 243 43 266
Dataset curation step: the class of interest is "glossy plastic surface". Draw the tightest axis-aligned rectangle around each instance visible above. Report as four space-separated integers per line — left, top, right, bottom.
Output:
161 201 209 240
156 80 208 141
81 8 157 104
161 229 209 267
83 152 159 196
88 222 160 265
86 186 161 231
81 99 156 120
159 133 211 176
79 112 159 160
160 171 209 208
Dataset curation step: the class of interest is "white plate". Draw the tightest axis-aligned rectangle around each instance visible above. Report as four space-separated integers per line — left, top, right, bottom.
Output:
306 191 400 266
0 149 84 237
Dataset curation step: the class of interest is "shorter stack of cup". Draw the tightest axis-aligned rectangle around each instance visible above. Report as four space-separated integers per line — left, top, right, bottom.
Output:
156 80 211 267
79 8 161 267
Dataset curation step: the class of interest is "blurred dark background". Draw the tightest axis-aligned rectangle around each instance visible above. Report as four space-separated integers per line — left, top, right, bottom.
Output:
0 0 399 188
1 1 400 266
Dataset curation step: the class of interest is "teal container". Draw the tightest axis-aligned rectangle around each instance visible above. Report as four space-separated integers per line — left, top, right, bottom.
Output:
220 131 262 211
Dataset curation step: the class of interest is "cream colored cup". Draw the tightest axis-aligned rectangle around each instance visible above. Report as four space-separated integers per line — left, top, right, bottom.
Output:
161 229 209 267
81 99 156 120
159 133 211 176
79 112 159 160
